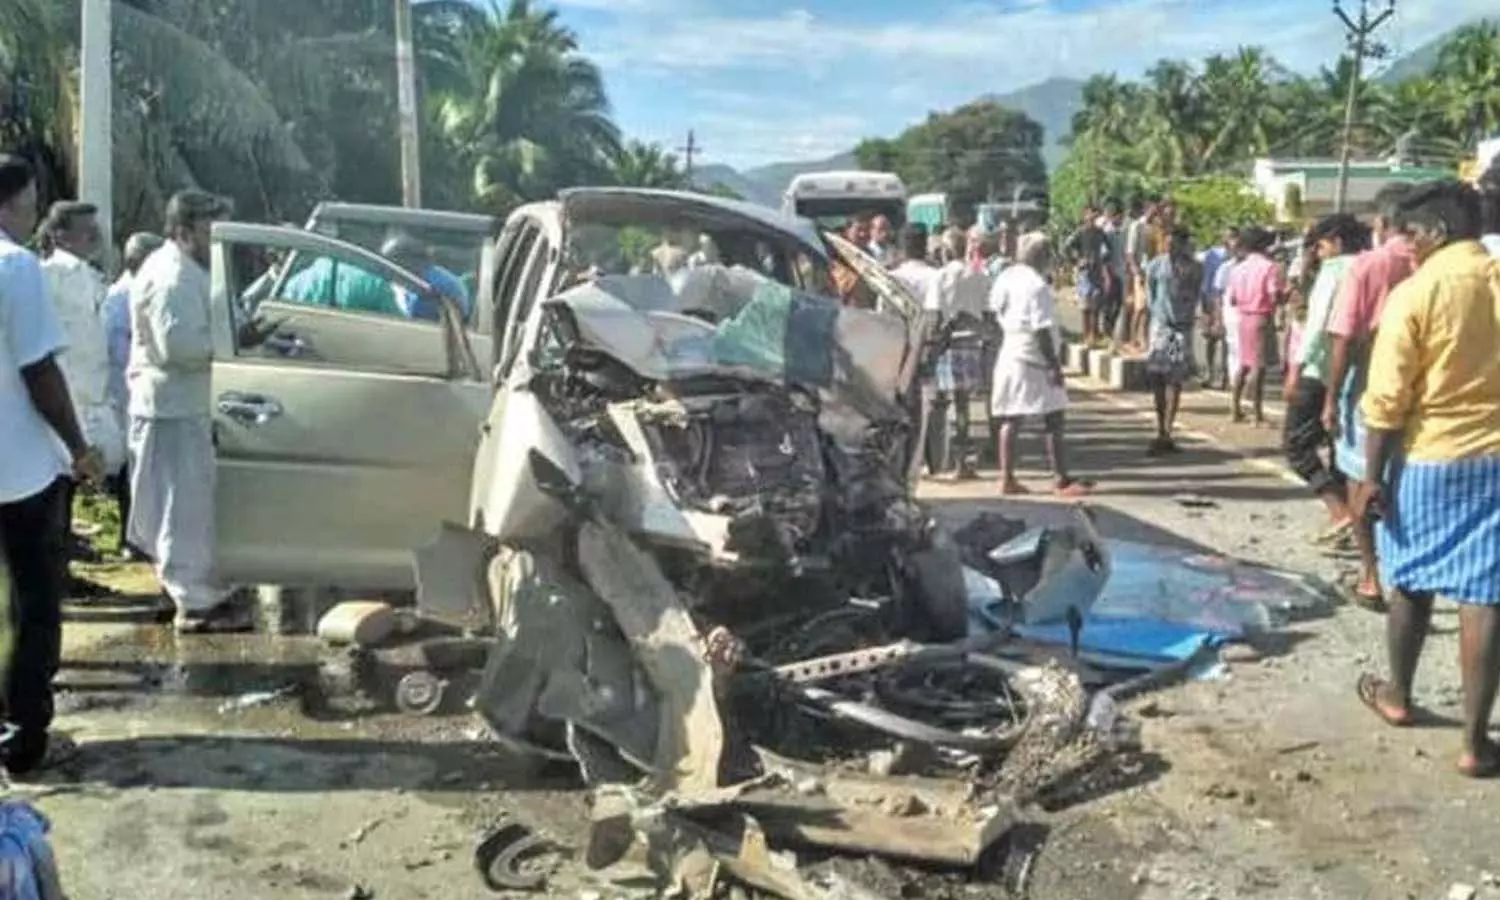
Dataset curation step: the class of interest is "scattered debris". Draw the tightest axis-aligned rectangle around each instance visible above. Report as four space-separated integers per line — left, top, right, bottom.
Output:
474 815 563 893
345 885 375 900
216 685 297 714
342 818 384 848
317 601 399 647
1173 493 1219 509
1449 883 1477 900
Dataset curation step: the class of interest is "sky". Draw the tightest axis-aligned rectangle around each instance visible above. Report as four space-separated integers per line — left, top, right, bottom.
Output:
541 0 1491 171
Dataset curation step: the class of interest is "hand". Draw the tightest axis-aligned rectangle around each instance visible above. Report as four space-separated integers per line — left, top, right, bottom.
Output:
1321 398 1340 440
1284 373 1299 404
1049 365 1065 388
238 316 282 349
71 446 105 486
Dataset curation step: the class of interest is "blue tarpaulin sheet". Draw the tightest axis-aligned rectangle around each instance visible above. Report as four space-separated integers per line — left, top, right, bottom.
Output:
969 539 1333 666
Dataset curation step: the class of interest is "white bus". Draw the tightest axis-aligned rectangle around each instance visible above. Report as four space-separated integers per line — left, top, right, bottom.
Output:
782 171 907 227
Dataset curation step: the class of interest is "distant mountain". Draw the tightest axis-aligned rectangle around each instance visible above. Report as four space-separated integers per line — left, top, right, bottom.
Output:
692 152 858 208
981 76 1087 170
1377 16 1497 84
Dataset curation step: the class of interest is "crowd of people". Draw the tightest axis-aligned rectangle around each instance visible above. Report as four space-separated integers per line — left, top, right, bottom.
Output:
0 153 273 774
835 212 1093 497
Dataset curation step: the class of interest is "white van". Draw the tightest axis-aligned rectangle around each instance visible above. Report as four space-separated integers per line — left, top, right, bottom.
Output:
782 171 907 227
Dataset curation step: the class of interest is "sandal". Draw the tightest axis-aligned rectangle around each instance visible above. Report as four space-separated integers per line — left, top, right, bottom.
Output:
1342 583 1387 613
999 481 1032 497
1314 521 1354 546
1458 745 1500 779
1054 480 1095 498
1355 673 1413 728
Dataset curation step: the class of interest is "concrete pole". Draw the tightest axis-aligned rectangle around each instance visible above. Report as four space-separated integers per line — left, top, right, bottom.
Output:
394 0 422 208
79 0 114 268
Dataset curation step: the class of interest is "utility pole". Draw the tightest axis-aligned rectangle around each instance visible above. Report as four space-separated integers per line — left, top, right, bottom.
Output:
1332 0 1396 213
80 0 113 267
678 130 699 181
394 0 422 207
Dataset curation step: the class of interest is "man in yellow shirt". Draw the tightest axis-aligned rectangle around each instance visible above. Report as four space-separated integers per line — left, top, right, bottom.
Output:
1352 180 1500 778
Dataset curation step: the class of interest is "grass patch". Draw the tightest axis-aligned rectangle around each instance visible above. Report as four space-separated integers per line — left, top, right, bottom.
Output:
71 487 157 597
73 487 122 555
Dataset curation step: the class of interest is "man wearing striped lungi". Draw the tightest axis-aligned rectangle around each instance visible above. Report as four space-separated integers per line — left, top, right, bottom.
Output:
1352 180 1500 778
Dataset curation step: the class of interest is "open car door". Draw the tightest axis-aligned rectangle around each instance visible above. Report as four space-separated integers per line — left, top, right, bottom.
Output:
209 223 491 590
821 231 932 483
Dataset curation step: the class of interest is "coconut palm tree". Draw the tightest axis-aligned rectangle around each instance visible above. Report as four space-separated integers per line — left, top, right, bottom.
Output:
1432 22 1500 146
1198 48 1281 172
1137 60 1205 177
609 141 687 189
430 0 620 211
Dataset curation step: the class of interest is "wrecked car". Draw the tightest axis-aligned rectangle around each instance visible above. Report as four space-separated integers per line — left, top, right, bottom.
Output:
396 189 1118 892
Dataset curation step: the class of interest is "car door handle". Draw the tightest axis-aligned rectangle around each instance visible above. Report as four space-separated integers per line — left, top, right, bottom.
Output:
218 392 283 426
264 331 313 357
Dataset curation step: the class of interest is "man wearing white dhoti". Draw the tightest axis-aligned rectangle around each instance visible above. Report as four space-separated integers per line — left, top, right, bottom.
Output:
126 190 250 633
987 232 1094 498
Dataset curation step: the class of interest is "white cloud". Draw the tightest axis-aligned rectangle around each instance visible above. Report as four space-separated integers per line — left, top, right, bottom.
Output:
585 0 1490 165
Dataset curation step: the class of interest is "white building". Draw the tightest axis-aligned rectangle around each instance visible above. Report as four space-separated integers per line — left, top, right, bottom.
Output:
1250 157 1452 221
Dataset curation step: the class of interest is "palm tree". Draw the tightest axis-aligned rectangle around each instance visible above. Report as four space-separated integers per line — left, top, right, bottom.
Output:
1433 22 1500 146
1198 48 1280 172
1 0 81 200
1069 74 1141 145
1138 60 1204 177
430 0 620 211
609 141 686 189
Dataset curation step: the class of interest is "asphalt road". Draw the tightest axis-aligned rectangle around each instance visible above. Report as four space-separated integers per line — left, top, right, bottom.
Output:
29 382 1499 900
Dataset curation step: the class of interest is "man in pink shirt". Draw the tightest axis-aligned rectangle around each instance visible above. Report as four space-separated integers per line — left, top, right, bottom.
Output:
1225 227 1284 425
1324 183 1418 612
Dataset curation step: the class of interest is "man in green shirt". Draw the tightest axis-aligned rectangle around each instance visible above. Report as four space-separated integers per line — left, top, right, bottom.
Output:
1282 213 1369 548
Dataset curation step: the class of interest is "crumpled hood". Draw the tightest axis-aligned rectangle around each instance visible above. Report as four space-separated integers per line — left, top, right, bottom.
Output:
544 267 911 434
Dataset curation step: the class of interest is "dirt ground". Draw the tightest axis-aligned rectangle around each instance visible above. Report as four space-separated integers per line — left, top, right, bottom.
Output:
29 384 1500 900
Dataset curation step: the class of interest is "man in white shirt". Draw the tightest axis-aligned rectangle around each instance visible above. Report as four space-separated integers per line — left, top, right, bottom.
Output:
128 190 268 634
890 225 939 300
100 232 163 558
38 201 127 573
923 229 992 479
0 154 104 775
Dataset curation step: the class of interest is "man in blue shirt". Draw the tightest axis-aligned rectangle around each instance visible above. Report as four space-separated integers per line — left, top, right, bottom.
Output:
381 236 472 324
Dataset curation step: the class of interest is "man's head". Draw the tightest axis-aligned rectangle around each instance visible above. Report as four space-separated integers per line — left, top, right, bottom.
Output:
39 200 101 261
1103 198 1123 222
1081 203 1098 224
900 223 928 262
381 234 433 272
122 232 165 275
870 214 893 247
1393 179 1483 263
977 229 1000 259
165 189 231 267
1016 231 1050 270
944 226 969 263
1169 226 1193 258
0 154 39 240
1370 182 1416 244
1222 227 1239 251
845 214 872 246
1238 226 1274 256
1127 198 1145 219
1309 213 1368 260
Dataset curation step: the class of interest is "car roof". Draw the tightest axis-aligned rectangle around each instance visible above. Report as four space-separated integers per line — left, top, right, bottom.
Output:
555 187 829 259
307 202 499 234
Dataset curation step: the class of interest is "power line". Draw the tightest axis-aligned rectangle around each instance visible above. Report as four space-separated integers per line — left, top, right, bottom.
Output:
1332 0 1398 213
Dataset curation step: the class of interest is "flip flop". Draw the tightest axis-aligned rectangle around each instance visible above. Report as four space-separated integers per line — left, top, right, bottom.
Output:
999 482 1032 497
1054 480 1095 498
1356 673 1413 728
1342 583 1387 613
1458 746 1500 779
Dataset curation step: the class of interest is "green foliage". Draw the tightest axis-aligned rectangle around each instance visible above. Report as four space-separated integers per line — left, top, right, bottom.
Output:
1055 25 1500 222
1171 176 1275 246
854 101 1048 225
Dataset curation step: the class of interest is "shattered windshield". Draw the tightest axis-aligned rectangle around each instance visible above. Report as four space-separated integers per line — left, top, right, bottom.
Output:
539 265 910 415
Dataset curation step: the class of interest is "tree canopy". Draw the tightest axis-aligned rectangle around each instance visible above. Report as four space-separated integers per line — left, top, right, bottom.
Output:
1051 23 1500 232
854 100 1048 225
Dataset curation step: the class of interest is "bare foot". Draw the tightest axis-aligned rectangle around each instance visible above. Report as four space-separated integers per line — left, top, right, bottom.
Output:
999 481 1031 496
1458 742 1500 778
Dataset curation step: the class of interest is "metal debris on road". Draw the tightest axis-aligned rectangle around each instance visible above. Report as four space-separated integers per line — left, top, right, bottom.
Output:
216 685 297 714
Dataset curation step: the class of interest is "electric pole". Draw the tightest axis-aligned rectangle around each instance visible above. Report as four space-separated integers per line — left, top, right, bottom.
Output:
80 0 113 267
394 0 422 207
1332 0 1396 213
678 130 699 181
